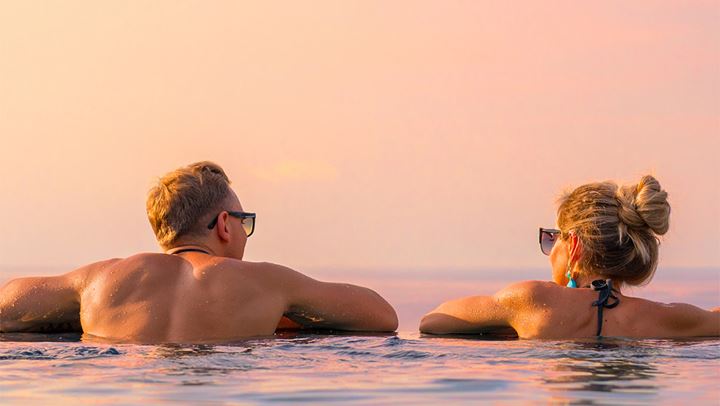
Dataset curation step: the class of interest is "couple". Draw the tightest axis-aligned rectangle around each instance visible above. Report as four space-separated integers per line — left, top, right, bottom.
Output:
0 162 717 342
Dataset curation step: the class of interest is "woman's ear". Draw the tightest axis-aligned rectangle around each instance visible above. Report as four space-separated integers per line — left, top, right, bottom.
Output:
568 233 583 262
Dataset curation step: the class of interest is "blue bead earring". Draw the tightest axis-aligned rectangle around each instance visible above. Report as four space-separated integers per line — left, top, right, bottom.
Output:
566 263 577 288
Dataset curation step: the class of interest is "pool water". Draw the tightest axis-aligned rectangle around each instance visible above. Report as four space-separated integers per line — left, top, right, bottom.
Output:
1 332 718 404
1 267 718 404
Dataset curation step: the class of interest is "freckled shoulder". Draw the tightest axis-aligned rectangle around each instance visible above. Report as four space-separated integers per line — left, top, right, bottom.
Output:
494 280 558 302
120 252 179 265
66 257 124 286
490 281 564 338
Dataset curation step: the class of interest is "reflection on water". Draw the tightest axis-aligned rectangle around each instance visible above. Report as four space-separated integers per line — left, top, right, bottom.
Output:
150 344 223 358
544 341 661 395
0 332 718 404
538 338 720 404
549 358 658 393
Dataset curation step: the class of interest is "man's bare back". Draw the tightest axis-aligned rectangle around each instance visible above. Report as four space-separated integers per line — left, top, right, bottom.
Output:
0 252 398 343
83 254 290 342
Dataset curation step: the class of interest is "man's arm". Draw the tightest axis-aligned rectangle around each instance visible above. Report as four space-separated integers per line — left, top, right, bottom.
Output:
419 282 533 335
0 275 81 332
0 260 113 333
262 263 398 332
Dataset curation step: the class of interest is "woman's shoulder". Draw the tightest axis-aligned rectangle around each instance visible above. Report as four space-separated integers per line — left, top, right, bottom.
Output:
493 280 563 304
498 280 560 295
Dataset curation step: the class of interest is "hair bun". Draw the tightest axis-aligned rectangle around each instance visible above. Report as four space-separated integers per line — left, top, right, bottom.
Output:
617 175 670 235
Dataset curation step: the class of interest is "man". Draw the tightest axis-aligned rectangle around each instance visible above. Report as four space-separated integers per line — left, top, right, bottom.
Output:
0 162 398 343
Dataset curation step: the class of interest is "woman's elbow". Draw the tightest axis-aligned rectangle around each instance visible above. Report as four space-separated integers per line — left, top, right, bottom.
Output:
419 313 451 334
419 314 434 333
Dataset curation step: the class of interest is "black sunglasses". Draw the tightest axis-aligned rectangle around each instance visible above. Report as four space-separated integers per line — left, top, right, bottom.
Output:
539 227 561 256
208 211 256 237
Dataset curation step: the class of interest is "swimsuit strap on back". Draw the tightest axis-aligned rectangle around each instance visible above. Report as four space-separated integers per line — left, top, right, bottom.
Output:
590 279 620 337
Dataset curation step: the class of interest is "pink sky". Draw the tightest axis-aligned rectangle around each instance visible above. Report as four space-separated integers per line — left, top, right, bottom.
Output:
0 1 718 273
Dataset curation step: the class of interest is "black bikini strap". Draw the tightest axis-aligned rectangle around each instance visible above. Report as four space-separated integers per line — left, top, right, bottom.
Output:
591 279 620 337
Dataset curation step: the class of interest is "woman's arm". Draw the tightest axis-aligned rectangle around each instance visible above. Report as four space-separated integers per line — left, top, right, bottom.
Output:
420 282 537 335
420 295 513 335
661 303 720 337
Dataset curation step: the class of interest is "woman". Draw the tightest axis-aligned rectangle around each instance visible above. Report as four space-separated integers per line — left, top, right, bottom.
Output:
420 175 719 338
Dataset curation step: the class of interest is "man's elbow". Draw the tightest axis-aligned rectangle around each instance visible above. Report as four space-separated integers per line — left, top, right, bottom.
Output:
364 288 398 332
365 301 398 332
379 308 399 332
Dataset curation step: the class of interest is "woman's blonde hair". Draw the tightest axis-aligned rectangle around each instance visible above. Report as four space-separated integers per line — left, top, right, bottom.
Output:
557 175 670 286
146 161 232 250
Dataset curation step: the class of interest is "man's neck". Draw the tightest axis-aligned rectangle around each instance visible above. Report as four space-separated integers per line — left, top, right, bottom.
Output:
166 244 215 256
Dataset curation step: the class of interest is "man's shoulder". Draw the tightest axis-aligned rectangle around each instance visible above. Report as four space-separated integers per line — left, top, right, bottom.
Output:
79 254 165 273
210 259 297 277
94 254 295 277
83 253 170 269
203 257 284 270
121 252 183 265
215 260 316 289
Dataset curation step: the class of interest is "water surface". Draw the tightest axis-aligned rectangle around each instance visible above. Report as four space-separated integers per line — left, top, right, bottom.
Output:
1 267 718 404
1 332 718 404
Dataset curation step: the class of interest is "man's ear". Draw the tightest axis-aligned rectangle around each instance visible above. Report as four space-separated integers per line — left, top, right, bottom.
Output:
216 211 231 242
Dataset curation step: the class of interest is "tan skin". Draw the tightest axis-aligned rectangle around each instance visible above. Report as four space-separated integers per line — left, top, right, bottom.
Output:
420 232 720 339
0 191 398 343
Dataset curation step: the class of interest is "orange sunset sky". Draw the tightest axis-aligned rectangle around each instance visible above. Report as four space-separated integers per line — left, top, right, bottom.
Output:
0 1 718 273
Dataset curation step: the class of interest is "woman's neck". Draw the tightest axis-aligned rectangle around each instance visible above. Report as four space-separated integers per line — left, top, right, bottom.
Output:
575 272 622 292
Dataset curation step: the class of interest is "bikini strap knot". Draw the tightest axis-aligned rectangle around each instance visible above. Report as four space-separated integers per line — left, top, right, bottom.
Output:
590 279 620 336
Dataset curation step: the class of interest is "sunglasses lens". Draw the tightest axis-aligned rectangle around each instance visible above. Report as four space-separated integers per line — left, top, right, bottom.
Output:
242 217 255 237
540 231 558 255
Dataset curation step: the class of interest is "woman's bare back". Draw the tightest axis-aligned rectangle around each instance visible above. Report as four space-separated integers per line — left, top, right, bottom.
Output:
500 281 718 339
421 280 719 339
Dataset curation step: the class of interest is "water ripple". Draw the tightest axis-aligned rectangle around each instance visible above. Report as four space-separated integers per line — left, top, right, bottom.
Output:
0 333 717 404
382 350 433 359
0 345 121 360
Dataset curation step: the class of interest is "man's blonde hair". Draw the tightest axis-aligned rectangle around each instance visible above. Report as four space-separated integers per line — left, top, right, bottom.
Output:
146 161 232 249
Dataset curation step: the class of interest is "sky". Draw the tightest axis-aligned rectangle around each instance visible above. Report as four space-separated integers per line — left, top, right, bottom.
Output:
0 1 718 275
